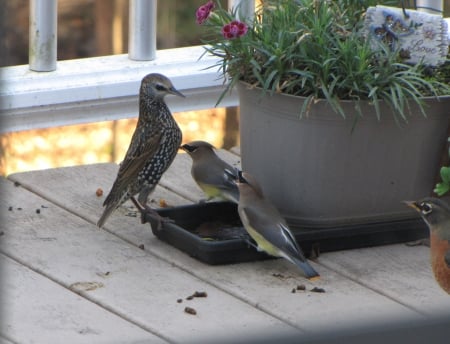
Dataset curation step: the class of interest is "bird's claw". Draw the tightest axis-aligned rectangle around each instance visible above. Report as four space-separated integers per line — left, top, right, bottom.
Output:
141 205 174 231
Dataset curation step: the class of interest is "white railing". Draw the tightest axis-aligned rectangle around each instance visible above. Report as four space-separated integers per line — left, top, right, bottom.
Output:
0 0 255 134
0 0 447 134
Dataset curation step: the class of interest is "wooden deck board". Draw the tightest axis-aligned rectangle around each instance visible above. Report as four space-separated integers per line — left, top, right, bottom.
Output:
0 336 15 344
7 160 427 334
1 254 163 344
0 177 298 341
319 244 450 315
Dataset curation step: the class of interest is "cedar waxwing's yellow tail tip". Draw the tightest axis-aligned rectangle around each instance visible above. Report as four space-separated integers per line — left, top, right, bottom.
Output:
308 275 321 281
291 256 320 280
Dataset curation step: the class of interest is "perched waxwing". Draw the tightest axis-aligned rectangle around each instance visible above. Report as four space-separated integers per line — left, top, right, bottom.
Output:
236 171 319 280
181 140 239 203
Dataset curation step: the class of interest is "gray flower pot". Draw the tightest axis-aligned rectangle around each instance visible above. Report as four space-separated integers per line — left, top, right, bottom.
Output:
238 82 450 228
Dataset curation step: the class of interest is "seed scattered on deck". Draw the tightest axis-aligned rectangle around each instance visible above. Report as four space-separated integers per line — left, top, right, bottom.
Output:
184 307 197 315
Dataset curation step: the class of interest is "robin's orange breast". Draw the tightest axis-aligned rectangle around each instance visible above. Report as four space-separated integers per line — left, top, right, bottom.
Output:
430 231 450 294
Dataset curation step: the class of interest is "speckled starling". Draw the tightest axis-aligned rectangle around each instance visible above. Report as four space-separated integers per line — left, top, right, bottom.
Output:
97 73 184 228
181 140 239 203
236 171 320 280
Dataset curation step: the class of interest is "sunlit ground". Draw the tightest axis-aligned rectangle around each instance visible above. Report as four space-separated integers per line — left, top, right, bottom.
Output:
0 108 238 176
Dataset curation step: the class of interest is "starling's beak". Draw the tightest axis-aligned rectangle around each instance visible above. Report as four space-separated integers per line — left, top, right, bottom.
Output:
169 87 186 98
403 200 420 212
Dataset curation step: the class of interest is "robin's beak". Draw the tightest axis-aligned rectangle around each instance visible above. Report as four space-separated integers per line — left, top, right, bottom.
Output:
403 200 420 212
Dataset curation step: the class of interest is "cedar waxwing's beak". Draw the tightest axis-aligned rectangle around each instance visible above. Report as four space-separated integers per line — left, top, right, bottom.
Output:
180 143 194 153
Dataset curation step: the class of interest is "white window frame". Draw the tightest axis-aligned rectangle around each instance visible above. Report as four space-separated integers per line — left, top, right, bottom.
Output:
0 0 256 133
0 46 239 133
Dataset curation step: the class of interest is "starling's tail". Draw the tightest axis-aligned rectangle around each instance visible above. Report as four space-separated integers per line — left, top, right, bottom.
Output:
289 255 320 280
97 204 115 228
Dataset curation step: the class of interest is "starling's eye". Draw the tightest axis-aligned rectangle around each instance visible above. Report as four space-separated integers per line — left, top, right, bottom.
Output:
420 202 433 215
155 84 166 91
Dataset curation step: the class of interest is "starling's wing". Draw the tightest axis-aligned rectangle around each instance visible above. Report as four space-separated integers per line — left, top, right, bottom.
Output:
103 133 162 206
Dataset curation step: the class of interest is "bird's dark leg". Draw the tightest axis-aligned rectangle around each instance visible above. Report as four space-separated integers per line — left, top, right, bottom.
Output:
130 196 174 231
240 234 260 251
405 238 430 247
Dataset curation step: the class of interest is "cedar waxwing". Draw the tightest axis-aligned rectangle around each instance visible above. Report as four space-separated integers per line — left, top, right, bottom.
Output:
405 198 450 294
98 73 184 228
181 141 240 203
236 171 320 280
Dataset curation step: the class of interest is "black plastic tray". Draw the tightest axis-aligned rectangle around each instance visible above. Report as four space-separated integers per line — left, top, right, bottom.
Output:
154 201 427 265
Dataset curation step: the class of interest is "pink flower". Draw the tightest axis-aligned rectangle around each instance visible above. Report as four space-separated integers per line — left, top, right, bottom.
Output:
196 0 215 25
221 20 248 39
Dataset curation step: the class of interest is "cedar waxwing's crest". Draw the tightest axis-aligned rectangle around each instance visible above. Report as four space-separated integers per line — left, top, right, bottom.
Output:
236 171 264 199
237 170 248 184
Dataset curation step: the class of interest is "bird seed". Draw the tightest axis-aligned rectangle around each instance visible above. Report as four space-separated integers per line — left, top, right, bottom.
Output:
184 307 197 315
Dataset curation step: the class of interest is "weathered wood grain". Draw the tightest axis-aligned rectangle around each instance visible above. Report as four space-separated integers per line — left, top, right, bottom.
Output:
319 244 450 315
7 160 426 334
0 254 163 344
0 177 298 341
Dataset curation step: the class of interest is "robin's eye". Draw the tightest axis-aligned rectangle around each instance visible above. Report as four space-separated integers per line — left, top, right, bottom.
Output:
421 202 433 215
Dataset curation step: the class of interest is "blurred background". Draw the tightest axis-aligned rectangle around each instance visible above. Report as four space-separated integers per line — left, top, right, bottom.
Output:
0 1 449 176
0 0 238 176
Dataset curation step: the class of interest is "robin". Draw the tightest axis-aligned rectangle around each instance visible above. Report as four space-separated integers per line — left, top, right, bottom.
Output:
405 197 450 294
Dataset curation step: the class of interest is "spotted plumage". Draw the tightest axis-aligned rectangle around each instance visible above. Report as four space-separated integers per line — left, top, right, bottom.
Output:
97 73 184 228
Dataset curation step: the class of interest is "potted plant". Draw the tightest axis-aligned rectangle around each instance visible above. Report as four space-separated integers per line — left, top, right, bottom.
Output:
197 0 450 231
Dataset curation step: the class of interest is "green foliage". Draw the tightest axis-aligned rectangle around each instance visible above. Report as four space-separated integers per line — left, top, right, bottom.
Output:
434 137 450 197
434 166 450 196
200 0 450 120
